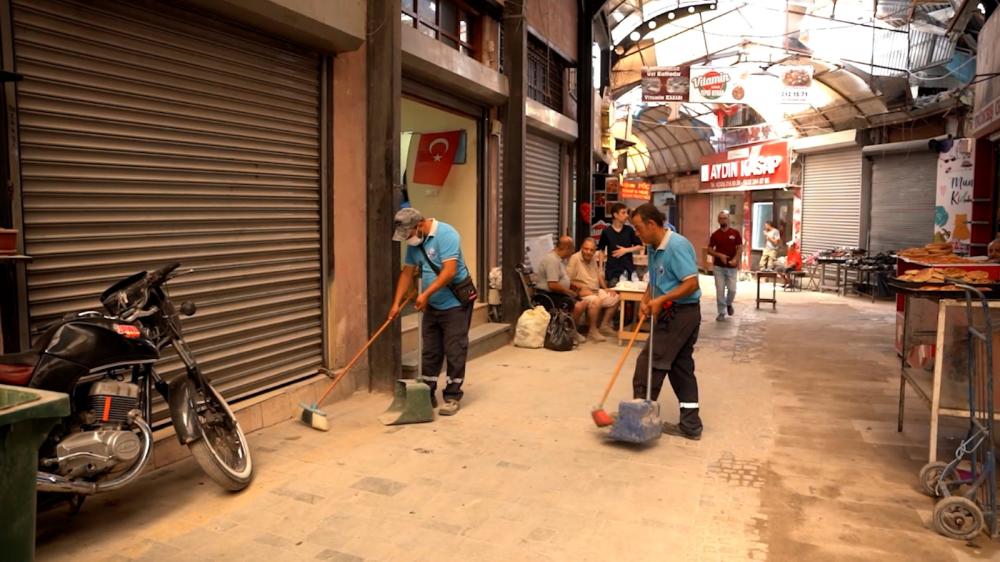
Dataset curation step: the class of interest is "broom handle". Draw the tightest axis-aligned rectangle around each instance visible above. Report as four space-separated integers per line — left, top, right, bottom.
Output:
598 314 647 407
317 294 413 404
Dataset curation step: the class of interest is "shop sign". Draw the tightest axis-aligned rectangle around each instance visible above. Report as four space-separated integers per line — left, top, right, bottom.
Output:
641 66 690 102
689 66 744 104
934 139 975 254
699 141 790 192
620 179 651 200
972 95 1000 137
775 65 813 104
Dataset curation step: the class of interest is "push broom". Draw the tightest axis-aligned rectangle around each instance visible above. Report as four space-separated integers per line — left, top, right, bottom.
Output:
591 314 647 427
300 294 413 431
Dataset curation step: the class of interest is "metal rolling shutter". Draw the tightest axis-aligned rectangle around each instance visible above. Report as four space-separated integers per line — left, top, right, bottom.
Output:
12 0 324 402
524 133 561 243
801 148 862 256
869 152 937 253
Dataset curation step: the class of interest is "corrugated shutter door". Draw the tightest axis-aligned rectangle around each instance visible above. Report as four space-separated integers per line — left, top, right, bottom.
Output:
13 0 323 402
801 148 862 256
524 133 561 243
869 152 937 253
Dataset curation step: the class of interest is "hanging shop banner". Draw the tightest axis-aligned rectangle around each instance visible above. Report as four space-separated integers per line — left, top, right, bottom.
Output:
620 179 652 200
699 141 790 192
641 66 690 102
776 65 813 104
412 130 463 186
934 139 975 254
689 66 747 104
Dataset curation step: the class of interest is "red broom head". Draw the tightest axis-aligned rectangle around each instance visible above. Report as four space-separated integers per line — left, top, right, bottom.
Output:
591 408 614 427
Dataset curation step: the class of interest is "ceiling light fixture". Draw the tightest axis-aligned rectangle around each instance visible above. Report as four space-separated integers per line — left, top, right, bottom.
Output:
630 31 641 41
668 12 676 20
615 46 625 55
648 21 657 30
688 6 696 13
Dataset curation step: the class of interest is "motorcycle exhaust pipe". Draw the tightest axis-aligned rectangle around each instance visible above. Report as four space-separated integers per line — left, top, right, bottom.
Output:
36 413 154 495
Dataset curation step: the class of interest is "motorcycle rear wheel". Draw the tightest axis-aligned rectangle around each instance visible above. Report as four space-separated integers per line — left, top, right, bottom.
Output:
187 382 253 491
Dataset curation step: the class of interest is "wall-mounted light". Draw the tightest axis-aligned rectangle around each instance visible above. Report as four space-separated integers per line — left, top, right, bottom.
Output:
629 31 641 41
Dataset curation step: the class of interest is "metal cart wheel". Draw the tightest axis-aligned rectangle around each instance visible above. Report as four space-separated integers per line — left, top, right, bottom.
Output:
933 496 984 541
918 461 949 497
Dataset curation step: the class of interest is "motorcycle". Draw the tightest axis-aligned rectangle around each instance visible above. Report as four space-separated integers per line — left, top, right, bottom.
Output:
0 262 253 506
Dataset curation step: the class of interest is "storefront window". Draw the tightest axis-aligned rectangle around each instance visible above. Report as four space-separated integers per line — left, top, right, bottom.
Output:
751 202 773 250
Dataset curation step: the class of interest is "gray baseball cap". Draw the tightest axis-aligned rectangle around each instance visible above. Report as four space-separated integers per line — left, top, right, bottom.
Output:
392 208 424 242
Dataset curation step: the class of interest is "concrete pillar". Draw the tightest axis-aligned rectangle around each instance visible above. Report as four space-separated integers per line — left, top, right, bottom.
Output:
331 46 371 395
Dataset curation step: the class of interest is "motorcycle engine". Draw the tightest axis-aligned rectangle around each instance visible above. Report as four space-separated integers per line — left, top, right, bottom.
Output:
52 381 142 478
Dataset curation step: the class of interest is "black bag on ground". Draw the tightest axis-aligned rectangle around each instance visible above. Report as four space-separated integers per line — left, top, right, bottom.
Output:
544 310 577 351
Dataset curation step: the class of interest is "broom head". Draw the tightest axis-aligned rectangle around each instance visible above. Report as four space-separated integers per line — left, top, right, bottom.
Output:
299 402 330 431
591 407 614 427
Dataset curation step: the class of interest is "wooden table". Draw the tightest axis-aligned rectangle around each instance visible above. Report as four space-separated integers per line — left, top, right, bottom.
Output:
754 271 778 310
616 288 648 345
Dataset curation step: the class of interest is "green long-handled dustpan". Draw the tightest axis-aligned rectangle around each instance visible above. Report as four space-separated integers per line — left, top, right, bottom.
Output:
378 379 434 425
379 284 434 426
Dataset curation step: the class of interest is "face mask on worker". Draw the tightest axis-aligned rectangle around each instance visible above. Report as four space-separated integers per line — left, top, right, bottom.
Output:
406 229 423 246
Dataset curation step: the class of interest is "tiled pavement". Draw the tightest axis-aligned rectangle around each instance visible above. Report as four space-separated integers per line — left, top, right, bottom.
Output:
35 278 1000 561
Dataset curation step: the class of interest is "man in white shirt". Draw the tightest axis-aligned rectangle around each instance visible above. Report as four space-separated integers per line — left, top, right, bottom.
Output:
761 221 781 270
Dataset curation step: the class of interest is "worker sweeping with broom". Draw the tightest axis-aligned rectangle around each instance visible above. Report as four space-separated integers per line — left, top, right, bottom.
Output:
629 203 704 441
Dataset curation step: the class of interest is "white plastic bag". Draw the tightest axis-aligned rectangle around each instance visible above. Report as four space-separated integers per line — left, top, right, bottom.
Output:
514 306 551 349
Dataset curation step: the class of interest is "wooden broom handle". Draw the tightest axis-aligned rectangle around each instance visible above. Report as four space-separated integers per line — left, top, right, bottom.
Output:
598 314 647 408
317 294 413 404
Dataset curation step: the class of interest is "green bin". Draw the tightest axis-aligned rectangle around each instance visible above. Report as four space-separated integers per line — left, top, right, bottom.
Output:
0 384 70 561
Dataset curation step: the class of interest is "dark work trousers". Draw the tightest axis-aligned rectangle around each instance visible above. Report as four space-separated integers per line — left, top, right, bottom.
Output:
632 303 703 434
420 302 474 402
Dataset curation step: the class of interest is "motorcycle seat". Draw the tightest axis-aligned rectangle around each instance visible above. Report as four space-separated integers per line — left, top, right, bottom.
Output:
0 350 38 386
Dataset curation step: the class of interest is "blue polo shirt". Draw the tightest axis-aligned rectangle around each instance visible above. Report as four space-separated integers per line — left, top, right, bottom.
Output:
405 220 470 310
648 230 702 305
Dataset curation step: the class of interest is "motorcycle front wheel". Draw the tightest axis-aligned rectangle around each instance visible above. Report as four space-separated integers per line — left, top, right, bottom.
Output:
187 382 253 491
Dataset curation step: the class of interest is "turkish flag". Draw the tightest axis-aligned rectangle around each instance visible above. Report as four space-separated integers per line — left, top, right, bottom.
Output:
412 131 461 186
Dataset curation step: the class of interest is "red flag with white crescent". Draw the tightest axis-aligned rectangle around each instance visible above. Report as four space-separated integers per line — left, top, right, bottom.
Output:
412 131 462 186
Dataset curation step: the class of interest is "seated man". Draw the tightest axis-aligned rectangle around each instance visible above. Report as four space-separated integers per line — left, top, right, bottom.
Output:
776 240 803 287
534 235 588 344
567 238 620 342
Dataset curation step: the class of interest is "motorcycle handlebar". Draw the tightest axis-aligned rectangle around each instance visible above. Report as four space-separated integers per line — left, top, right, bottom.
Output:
146 262 181 287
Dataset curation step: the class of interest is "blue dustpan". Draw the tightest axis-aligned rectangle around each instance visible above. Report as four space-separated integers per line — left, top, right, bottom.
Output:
608 313 662 444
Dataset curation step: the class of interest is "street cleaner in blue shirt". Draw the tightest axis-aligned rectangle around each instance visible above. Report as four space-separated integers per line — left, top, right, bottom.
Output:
630 203 704 440
390 208 475 417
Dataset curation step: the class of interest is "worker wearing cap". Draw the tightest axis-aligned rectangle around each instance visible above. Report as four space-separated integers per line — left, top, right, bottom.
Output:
630 203 704 440
389 208 473 416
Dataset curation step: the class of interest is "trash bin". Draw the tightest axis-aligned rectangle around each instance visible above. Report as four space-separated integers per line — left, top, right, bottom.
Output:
0 384 70 561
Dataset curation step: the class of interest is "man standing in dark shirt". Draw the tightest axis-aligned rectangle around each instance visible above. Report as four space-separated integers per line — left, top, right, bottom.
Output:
598 203 643 286
708 211 742 322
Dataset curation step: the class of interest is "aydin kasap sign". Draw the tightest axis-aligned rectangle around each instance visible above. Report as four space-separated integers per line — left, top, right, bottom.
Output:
699 141 790 192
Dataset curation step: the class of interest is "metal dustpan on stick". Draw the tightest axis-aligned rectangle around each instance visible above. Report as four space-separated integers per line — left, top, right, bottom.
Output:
378 290 434 426
608 312 662 444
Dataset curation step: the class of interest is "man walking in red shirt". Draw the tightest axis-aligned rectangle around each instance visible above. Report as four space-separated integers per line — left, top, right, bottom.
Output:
708 211 742 322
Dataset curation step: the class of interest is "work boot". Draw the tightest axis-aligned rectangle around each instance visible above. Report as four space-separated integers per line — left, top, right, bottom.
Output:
438 400 460 416
662 421 701 441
